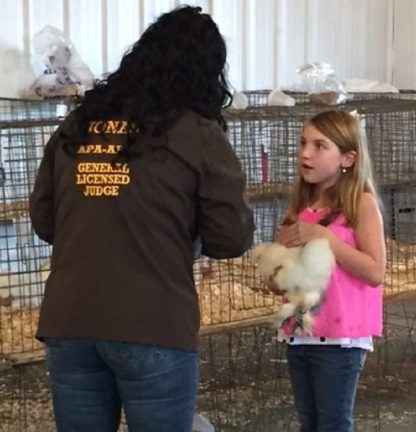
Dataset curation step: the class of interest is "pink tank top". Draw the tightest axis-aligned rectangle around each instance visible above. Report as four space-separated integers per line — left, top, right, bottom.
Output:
282 208 383 338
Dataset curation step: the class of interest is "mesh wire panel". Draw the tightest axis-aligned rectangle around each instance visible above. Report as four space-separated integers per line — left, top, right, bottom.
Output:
223 99 416 303
0 98 66 121
0 97 415 359
243 89 416 107
0 99 66 357
0 95 416 432
2 314 416 432
225 99 416 189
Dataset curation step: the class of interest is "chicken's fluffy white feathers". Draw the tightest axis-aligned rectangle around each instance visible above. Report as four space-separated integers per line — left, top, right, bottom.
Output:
252 239 335 334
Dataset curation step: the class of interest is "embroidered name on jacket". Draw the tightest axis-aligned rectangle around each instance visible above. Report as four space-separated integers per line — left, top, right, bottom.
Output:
75 121 132 197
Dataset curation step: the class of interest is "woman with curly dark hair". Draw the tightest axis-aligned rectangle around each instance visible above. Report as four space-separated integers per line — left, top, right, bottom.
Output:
29 6 254 432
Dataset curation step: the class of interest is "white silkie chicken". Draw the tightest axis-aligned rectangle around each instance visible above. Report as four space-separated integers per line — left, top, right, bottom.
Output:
251 239 335 334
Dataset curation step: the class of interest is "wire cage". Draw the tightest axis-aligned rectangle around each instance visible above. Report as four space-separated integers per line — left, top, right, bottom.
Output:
0 98 68 358
0 95 415 432
0 96 416 360
2 314 416 432
223 99 416 302
0 97 281 358
243 89 416 108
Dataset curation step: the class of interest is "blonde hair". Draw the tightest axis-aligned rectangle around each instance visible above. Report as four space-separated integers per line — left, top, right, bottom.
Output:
284 110 379 227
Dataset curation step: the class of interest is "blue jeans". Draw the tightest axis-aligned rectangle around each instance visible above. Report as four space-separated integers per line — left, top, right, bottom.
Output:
286 345 367 432
45 338 199 432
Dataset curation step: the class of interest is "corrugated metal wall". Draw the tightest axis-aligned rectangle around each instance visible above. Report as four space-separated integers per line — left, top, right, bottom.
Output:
0 0 415 98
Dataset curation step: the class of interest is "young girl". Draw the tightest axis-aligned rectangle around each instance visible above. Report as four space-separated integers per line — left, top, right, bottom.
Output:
29 6 254 432
276 110 385 432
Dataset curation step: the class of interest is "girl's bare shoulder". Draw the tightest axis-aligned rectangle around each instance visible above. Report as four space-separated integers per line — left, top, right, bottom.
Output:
357 192 383 228
359 192 380 212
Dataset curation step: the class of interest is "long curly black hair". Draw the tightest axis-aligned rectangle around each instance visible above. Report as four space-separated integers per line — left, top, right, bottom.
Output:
63 5 232 158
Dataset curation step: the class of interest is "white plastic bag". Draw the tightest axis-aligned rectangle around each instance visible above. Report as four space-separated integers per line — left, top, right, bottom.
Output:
30 25 94 97
296 62 347 105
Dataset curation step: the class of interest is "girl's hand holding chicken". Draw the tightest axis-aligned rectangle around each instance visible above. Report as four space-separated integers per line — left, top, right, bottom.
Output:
277 220 328 248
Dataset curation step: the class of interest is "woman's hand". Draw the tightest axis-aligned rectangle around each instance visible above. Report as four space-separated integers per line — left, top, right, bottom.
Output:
276 221 327 247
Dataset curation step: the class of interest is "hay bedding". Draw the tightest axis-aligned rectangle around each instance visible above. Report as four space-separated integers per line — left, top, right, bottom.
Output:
0 307 43 357
0 239 414 357
384 238 416 300
195 257 280 327
0 201 28 221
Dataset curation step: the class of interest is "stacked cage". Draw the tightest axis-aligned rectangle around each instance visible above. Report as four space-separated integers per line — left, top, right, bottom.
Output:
243 89 416 107
0 95 416 431
0 98 283 361
224 97 416 299
1 96 416 357
0 98 67 358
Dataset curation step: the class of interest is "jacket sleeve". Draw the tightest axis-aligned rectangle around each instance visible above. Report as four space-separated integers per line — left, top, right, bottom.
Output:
198 124 255 259
29 135 56 244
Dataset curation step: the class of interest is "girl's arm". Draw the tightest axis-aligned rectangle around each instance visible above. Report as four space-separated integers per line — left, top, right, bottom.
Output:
277 193 386 286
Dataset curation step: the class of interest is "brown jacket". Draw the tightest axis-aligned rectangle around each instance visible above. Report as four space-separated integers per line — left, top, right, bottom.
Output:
29 110 254 351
